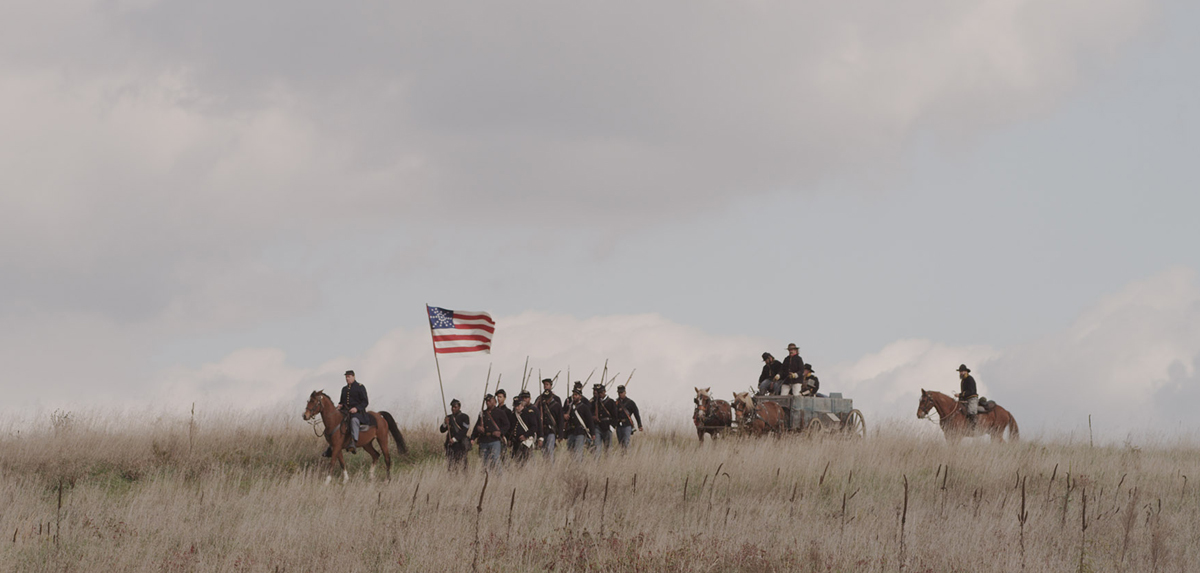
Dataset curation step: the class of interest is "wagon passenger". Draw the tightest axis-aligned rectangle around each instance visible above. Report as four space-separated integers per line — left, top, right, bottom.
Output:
758 353 782 395
779 344 805 395
800 364 820 397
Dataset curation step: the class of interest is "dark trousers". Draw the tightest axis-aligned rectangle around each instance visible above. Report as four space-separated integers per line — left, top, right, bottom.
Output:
446 445 468 473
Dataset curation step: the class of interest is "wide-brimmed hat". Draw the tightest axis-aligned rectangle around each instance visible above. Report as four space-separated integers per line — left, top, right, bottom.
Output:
786 343 799 351
956 364 971 373
803 363 814 373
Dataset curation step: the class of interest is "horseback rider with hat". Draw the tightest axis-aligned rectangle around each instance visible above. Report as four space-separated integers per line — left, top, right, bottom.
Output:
758 352 783 395
336 370 368 455
779 344 805 396
956 365 979 430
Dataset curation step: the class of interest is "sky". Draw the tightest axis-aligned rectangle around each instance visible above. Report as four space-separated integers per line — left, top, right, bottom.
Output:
3 0 1199 441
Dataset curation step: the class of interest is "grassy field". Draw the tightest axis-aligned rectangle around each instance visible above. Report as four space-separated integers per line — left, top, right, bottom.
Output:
1 410 1198 572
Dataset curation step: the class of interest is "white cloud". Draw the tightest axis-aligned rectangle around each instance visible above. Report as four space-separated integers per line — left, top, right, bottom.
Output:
34 267 1177 442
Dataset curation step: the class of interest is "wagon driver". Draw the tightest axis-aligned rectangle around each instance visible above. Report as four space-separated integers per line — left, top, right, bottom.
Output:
779 343 805 395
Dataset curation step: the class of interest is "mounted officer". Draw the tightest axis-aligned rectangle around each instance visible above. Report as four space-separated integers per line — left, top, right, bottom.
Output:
439 398 471 472
613 385 643 450
338 370 369 455
563 388 596 461
956 364 979 430
779 344 805 395
800 364 820 397
535 378 563 460
591 384 617 458
758 352 783 395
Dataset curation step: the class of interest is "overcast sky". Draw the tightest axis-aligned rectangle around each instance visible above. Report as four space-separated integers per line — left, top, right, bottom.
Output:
3 0 1199 440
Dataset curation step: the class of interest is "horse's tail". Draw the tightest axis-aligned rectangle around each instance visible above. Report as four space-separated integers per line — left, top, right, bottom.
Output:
380 411 408 455
1007 414 1020 442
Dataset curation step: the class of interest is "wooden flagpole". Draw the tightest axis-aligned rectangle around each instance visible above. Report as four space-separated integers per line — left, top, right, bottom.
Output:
426 304 450 420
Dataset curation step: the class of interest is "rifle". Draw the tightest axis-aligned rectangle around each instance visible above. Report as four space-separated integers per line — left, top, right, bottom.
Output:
475 364 497 440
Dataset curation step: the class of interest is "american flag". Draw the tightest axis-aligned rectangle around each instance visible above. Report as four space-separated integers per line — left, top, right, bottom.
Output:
427 306 496 354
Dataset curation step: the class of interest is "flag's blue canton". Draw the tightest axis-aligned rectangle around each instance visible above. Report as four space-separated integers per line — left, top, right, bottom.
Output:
428 306 454 329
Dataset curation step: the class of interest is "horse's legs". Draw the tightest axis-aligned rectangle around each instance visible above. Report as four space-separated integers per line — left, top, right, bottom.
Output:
363 442 381 480
326 435 344 485
377 425 392 480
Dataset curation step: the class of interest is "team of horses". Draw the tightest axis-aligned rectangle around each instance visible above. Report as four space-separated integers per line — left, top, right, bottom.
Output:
693 386 1019 443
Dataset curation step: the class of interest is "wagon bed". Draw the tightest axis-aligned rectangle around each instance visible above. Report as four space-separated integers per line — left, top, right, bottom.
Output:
751 392 865 437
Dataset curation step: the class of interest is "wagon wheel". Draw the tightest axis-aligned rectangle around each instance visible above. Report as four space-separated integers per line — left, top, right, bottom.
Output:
806 417 825 437
842 409 866 439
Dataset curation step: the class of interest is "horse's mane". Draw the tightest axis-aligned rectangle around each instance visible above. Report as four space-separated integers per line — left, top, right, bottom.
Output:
731 392 752 410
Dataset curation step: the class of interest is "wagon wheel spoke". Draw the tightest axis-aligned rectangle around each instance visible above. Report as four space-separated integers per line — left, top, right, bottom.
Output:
843 409 866 439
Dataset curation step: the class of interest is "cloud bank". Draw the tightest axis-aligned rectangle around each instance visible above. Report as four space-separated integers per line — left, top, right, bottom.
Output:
17 266 1188 442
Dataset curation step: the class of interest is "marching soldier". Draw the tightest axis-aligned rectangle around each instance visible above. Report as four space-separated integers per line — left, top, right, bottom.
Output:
439 399 471 472
495 389 515 461
511 392 540 465
758 352 783 395
779 344 805 395
563 388 595 461
571 381 591 410
591 384 617 458
535 378 563 460
471 394 509 473
337 370 369 455
613 385 643 450
956 364 979 430
800 364 820 397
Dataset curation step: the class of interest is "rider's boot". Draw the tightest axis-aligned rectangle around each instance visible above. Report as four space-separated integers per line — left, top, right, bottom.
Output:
322 446 332 458
968 414 978 433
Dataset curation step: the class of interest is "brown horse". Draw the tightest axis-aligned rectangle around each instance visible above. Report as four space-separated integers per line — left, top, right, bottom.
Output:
303 390 408 484
693 387 733 442
732 392 785 436
917 389 1019 443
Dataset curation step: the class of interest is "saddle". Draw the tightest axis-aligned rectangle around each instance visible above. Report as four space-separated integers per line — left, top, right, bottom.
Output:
960 397 994 414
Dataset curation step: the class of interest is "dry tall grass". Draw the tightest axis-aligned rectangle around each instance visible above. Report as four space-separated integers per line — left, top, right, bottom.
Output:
2 410 1198 572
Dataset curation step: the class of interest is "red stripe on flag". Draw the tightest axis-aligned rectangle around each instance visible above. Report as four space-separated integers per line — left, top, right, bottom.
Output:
432 334 492 343
435 345 491 354
453 313 494 323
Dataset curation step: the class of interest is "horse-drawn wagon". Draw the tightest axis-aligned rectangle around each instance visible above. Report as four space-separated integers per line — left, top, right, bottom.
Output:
745 392 866 438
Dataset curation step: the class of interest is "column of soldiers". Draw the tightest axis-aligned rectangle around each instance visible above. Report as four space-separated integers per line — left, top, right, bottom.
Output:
440 378 643 472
